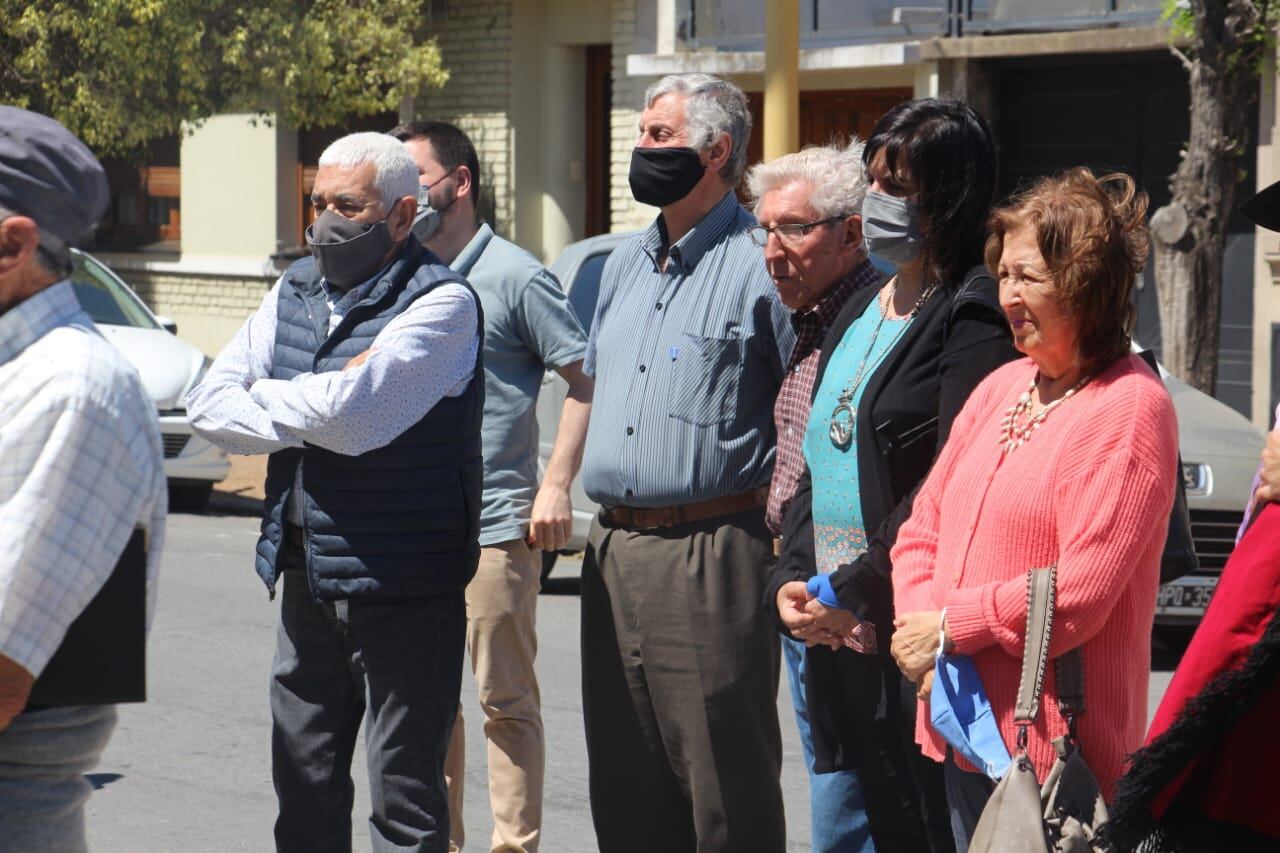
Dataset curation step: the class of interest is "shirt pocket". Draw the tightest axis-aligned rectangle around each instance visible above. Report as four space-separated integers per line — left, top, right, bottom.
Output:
668 333 744 427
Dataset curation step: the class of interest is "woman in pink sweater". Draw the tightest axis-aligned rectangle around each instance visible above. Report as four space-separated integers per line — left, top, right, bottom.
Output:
888 168 1178 850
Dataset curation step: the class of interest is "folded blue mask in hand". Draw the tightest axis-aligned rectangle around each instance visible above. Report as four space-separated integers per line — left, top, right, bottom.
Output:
805 573 844 609
930 653 1011 781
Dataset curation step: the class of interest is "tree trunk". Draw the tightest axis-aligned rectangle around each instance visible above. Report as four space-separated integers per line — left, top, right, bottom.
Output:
1154 0 1268 394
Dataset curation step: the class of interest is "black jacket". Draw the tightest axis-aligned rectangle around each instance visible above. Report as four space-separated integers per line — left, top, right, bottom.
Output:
765 266 1017 773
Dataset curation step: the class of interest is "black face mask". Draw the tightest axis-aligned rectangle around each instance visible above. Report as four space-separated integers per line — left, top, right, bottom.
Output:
306 208 396 289
628 146 706 207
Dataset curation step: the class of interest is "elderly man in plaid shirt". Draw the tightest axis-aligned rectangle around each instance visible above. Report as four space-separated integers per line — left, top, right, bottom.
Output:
0 108 166 852
746 140 883 852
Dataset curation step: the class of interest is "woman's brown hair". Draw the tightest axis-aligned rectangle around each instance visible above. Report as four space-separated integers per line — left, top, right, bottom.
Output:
984 168 1150 376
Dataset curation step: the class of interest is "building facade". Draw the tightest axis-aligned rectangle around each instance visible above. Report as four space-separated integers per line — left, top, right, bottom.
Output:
97 0 1278 429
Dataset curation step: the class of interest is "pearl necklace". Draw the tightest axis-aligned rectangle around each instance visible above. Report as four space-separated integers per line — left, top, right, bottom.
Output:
999 372 1089 454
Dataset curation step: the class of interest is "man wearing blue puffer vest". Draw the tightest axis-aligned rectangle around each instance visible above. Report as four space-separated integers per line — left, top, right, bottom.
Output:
188 131 483 853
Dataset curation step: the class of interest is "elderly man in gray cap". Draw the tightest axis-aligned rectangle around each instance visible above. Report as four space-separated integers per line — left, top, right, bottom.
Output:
0 107 167 850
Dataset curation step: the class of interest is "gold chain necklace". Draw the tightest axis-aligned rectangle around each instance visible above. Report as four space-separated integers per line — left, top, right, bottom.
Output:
999 372 1090 454
828 278 938 450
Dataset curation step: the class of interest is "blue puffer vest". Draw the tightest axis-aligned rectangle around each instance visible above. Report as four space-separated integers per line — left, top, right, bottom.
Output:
253 240 483 600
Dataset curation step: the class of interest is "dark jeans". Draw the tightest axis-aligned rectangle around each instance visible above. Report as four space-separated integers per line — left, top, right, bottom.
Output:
581 508 785 853
943 751 996 853
270 542 466 853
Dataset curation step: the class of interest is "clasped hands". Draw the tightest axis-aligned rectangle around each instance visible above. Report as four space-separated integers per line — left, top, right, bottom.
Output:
778 581 944 701
775 581 858 651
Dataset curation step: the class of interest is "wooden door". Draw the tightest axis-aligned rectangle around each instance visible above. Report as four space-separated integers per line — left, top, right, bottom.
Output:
742 87 914 186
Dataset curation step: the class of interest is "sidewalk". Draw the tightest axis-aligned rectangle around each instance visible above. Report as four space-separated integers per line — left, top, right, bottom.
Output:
215 454 267 500
209 454 266 514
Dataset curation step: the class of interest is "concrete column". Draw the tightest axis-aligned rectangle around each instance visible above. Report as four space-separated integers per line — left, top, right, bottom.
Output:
540 43 587 262
179 114 284 263
763 0 799 160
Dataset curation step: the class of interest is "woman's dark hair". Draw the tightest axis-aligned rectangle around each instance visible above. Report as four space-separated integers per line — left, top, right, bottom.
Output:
863 98 998 286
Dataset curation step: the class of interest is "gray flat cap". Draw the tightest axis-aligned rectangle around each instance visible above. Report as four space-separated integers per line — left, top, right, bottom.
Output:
0 106 109 245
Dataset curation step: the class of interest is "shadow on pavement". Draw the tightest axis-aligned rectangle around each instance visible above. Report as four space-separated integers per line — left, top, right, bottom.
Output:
196 490 263 518
86 773 123 790
540 576 581 596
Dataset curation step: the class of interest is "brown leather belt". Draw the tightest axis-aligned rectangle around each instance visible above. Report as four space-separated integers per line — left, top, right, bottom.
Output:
600 487 768 531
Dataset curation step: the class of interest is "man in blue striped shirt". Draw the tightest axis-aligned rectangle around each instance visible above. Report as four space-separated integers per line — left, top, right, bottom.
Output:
579 73 793 852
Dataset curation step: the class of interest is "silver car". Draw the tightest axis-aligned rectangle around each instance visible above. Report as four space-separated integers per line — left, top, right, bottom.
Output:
1151 360 1264 637
536 232 633 579
537 236 1267 618
70 249 230 509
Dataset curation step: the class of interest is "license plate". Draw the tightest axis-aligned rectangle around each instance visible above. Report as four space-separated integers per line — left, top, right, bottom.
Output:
1156 576 1218 615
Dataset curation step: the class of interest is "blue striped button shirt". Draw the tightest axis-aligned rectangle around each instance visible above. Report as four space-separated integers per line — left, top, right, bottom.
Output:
581 190 794 508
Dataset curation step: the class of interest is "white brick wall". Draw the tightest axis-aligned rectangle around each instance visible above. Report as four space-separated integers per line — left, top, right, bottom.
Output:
128 272 272 319
409 1 658 235
410 2 515 235
610 0 660 231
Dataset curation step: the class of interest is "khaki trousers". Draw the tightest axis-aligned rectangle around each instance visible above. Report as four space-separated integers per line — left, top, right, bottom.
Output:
445 539 544 852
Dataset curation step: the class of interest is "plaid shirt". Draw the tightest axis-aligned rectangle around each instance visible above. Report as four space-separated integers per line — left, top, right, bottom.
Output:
766 259 882 534
0 282 167 676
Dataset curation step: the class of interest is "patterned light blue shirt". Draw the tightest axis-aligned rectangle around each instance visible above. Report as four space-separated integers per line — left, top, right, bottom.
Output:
581 190 794 507
188 271 479 460
0 282 167 676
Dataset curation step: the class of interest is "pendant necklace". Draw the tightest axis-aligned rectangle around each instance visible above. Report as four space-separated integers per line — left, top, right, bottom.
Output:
828 278 937 450
998 371 1090 454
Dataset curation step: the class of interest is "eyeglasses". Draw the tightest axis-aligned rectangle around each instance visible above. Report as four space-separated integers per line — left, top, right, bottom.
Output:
748 217 843 247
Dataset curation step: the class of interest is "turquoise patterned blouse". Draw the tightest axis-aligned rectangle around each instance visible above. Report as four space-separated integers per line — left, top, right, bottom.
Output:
803 297 914 574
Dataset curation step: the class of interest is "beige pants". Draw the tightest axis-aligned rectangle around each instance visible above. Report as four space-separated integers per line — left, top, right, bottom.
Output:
445 539 544 852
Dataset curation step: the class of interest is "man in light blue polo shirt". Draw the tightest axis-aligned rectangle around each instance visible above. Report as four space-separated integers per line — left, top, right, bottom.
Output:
392 121 592 853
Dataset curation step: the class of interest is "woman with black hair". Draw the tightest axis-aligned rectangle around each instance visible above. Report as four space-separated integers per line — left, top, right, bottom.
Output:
766 98 1017 851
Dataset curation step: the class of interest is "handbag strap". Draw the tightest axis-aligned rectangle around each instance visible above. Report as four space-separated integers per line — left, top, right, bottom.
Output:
1013 565 1056 726
1014 565 1087 748
1055 648 1085 719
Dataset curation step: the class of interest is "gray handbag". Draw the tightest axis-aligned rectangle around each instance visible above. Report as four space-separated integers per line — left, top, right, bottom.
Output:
968 566 1111 852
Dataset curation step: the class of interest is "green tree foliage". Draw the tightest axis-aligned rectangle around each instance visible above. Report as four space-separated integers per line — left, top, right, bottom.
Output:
0 0 448 157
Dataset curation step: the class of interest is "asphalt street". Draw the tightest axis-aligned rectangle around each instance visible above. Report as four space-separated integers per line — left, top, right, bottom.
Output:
84 507 1175 852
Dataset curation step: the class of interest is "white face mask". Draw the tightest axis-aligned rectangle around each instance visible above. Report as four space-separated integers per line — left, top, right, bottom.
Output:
861 190 924 270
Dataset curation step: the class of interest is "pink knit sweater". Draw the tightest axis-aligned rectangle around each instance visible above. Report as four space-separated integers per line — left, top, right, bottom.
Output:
891 354 1177 802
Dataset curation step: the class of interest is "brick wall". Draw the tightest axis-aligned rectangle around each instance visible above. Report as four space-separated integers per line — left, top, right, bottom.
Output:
609 0 660 231
411 1 515 236
126 271 273 320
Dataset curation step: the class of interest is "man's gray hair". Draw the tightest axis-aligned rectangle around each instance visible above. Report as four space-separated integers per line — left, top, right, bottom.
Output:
746 139 869 221
644 73 753 185
318 132 420 211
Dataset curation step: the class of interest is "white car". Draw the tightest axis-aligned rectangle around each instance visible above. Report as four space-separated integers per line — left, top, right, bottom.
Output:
70 249 230 509
538 236 1266 625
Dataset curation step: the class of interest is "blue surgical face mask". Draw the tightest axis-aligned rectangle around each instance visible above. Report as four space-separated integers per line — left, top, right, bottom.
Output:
930 653 1012 781
867 249 898 277
862 190 924 270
